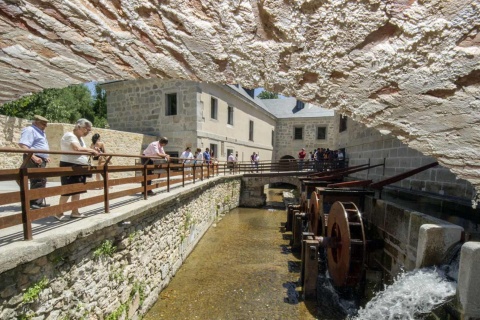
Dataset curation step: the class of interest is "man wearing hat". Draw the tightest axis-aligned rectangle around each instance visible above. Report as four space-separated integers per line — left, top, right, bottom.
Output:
18 115 51 209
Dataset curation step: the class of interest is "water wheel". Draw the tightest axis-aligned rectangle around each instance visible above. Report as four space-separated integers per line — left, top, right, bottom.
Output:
326 201 366 287
300 192 308 213
308 191 326 236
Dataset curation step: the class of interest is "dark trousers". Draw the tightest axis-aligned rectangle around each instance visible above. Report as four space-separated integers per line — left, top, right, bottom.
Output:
141 157 154 186
23 155 47 206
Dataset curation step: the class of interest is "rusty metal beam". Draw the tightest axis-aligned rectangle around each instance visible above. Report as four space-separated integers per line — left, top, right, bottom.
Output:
369 162 439 190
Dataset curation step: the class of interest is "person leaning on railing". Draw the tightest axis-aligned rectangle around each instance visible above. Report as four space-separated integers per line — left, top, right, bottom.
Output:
56 119 99 221
18 115 51 210
141 137 170 196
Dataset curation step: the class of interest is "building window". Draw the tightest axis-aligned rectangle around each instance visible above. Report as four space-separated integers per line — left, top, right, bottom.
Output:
211 97 218 120
339 115 347 132
166 93 177 116
227 106 234 125
294 127 303 140
272 130 274 146
227 148 234 158
249 120 254 141
317 127 327 140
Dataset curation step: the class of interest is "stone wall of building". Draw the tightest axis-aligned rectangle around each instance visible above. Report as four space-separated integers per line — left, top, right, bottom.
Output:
0 115 156 179
336 117 475 202
103 79 200 156
274 116 337 161
0 178 241 320
197 83 276 163
103 80 276 162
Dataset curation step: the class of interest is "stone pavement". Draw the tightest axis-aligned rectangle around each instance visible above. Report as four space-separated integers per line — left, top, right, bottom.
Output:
0 176 232 274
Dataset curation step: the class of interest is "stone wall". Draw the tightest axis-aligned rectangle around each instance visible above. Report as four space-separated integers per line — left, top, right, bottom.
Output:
241 175 301 207
363 196 460 276
337 118 476 201
0 115 157 179
0 178 241 320
274 116 337 160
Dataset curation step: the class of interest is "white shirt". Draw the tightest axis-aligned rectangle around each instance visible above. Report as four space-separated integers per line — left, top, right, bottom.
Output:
228 154 236 162
60 132 89 165
181 151 194 164
196 152 204 164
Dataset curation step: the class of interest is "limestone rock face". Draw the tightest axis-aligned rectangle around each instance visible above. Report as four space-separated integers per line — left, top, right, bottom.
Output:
0 0 479 200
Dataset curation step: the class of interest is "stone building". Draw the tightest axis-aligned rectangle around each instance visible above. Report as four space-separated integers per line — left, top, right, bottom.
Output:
102 80 336 163
261 97 336 160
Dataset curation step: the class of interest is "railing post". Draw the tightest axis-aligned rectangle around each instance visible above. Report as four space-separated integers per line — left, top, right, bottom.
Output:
103 157 110 213
19 168 33 240
182 162 185 187
193 163 196 184
167 161 171 192
143 161 148 199
201 162 204 180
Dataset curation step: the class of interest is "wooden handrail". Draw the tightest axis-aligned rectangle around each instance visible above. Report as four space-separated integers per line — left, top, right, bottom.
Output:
0 147 352 241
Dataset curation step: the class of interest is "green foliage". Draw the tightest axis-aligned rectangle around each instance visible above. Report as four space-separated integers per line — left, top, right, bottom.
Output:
93 240 117 259
257 90 278 99
0 83 108 127
131 281 146 306
19 313 35 320
128 231 138 242
23 277 48 304
105 303 128 320
109 265 126 282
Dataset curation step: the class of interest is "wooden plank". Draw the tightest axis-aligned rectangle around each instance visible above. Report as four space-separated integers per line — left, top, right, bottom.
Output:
0 169 20 181
0 213 22 229
0 191 20 205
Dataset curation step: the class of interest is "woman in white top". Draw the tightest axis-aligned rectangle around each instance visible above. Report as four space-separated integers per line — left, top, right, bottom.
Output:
57 119 98 221
180 147 194 176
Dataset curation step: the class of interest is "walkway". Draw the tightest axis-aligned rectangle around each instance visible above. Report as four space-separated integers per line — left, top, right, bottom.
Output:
0 176 234 273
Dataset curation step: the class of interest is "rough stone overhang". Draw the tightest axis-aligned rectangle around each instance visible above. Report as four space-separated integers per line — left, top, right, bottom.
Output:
0 0 479 203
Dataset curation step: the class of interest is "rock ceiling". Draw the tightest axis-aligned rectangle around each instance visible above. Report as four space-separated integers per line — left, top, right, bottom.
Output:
0 0 480 200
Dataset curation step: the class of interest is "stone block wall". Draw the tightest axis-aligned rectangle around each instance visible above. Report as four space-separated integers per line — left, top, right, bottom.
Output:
0 115 157 179
274 116 336 160
337 118 475 201
363 196 457 277
0 178 241 319
103 79 200 154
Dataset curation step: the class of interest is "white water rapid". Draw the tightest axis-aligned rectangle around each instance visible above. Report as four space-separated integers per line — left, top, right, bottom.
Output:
352 268 456 320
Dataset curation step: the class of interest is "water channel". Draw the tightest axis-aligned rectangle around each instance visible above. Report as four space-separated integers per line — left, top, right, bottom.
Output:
144 188 316 319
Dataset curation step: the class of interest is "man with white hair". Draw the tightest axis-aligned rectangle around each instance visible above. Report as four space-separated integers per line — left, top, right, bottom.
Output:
57 118 98 221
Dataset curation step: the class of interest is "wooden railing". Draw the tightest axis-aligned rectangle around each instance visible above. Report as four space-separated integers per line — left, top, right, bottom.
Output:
0 148 326 241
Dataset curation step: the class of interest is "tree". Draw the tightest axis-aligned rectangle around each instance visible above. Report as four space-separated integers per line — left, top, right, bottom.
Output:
0 84 109 127
256 90 278 99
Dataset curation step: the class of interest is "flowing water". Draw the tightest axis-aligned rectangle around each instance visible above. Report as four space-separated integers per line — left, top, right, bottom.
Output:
351 268 456 320
144 188 316 319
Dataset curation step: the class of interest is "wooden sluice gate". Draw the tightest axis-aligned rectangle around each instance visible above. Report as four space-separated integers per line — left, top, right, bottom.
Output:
286 162 440 300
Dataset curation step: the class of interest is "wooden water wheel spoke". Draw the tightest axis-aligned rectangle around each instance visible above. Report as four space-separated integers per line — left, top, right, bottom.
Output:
326 201 366 287
308 191 325 236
